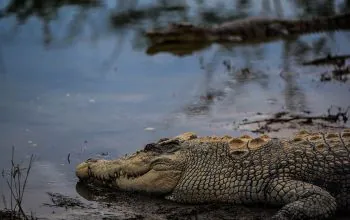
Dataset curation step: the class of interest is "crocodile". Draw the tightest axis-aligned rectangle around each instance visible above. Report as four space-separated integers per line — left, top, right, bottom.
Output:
146 12 350 46
76 129 350 219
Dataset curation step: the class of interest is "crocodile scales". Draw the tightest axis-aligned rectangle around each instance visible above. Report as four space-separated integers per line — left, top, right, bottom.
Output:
76 129 350 219
146 12 350 45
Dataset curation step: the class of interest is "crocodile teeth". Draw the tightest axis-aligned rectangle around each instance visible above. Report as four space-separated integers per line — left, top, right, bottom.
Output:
111 170 142 179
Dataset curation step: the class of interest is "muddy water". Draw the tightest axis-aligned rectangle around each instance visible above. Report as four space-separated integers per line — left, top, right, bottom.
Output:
0 0 350 219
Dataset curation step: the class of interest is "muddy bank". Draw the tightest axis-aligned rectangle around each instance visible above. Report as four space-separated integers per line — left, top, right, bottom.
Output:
12 180 346 220
42 183 276 220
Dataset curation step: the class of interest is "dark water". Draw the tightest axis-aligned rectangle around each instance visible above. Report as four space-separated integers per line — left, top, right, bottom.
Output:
0 0 350 216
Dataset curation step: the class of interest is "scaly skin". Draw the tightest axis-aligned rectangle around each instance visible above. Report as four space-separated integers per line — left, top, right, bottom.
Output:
146 13 350 45
76 129 350 220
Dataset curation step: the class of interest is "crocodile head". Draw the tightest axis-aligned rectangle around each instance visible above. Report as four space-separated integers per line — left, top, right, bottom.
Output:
76 131 273 198
76 132 198 195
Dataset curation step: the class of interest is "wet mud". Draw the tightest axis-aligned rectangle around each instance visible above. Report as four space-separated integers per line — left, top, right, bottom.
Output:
44 183 275 220
238 106 349 134
16 181 346 220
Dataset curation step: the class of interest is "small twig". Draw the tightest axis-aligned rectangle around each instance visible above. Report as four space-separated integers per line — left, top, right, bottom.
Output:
302 54 350 67
2 146 35 220
2 194 7 209
19 154 33 204
67 153 71 164
17 164 21 210
6 179 28 220
240 115 339 125
10 146 14 215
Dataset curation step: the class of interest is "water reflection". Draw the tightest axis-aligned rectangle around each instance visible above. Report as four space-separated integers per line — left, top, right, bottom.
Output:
1 0 100 21
1 0 101 46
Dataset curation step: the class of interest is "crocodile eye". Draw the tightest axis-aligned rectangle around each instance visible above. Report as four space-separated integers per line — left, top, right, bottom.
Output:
159 139 180 146
157 138 170 143
86 158 98 163
144 143 162 152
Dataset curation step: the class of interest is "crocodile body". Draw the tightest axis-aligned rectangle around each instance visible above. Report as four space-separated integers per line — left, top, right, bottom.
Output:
76 129 350 219
146 13 350 45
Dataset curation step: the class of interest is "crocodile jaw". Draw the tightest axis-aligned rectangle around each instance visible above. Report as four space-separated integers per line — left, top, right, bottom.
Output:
76 154 183 194
116 169 182 193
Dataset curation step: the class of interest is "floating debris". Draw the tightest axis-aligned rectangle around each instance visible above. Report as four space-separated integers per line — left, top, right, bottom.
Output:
239 106 349 133
302 54 350 68
144 127 155 131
